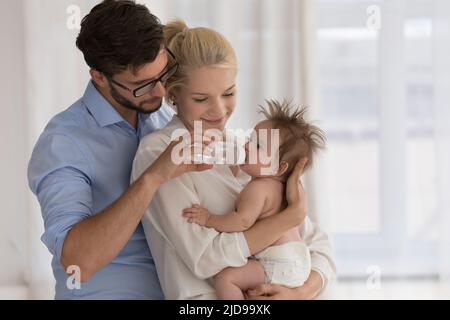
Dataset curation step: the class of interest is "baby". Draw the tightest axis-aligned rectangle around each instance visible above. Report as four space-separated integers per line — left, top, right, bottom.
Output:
182 99 326 300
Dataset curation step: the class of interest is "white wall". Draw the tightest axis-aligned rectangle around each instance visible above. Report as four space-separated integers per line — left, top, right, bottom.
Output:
0 0 27 288
0 0 91 298
22 0 91 298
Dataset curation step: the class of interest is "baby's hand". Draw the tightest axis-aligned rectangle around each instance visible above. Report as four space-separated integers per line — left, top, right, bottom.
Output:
182 204 210 226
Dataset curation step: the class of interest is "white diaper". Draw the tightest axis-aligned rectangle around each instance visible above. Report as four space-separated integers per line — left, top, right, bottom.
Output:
254 241 311 288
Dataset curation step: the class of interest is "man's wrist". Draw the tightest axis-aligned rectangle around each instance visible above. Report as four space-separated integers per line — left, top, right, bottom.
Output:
143 166 165 187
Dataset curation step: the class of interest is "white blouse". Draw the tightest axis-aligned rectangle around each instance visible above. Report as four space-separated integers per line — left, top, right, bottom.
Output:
131 115 336 299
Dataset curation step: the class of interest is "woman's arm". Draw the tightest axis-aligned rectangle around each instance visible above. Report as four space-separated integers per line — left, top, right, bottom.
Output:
133 135 311 294
132 137 250 281
300 217 337 293
246 270 323 300
246 214 336 300
244 159 309 255
180 158 310 258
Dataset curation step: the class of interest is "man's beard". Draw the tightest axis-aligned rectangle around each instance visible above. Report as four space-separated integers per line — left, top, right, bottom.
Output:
109 82 163 115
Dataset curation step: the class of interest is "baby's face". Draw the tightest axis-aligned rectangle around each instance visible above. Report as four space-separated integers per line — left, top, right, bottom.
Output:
239 120 281 177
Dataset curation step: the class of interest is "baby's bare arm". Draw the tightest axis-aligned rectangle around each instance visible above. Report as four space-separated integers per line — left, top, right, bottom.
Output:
183 181 269 232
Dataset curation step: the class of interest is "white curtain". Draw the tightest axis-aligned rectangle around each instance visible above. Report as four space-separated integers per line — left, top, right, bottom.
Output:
141 0 308 127
141 0 327 223
22 0 91 298
16 0 321 299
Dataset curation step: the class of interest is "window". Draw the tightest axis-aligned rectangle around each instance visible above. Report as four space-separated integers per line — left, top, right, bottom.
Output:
316 0 438 277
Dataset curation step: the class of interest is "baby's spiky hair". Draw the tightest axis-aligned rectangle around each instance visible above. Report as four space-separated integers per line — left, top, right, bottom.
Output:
259 99 326 178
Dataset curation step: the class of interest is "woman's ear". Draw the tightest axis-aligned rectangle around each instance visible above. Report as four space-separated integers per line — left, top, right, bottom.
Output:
168 89 179 106
90 69 109 88
277 161 289 177
167 95 177 108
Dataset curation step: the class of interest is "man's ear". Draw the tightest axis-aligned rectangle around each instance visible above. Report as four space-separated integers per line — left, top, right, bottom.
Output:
277 161 289 177
90 69 109 88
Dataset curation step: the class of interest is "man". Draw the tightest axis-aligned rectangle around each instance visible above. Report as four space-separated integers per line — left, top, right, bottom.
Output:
28 0 213 299
28 0 329 300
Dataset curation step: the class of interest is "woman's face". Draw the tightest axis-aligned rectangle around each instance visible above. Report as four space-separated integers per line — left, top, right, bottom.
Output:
173 66 237 131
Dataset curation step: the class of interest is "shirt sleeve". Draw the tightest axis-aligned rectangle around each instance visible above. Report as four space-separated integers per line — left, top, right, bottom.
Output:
131 136 249 281
28 133 93 263
299 217 337 293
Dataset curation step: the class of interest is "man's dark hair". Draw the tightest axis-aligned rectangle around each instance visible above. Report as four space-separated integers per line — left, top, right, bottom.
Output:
76 0 164 76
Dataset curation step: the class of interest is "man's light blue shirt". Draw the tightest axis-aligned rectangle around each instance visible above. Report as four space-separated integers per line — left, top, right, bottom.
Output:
28 81 172 299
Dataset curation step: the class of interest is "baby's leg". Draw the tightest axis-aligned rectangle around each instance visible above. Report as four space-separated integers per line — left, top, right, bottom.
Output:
214 259 266 300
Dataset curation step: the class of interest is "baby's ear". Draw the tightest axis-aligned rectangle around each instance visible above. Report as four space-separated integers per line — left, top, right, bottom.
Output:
276 161 289 177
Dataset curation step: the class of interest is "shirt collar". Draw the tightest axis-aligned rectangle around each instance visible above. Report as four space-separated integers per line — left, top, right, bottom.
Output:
138 112 151 124
82 81 127 128
163 114 186 131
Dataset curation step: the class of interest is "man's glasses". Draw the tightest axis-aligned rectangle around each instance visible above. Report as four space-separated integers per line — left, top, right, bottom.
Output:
107 48 178 98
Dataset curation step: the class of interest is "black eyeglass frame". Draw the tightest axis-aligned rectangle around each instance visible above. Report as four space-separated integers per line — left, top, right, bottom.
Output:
106 48 178 98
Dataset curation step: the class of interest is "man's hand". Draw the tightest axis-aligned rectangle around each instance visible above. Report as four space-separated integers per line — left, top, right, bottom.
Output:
245 270 323 300
182 204 211 226
285 158 308 226
149 132 214 185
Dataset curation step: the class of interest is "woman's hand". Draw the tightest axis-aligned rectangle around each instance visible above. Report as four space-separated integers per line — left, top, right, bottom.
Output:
149 132 214 185
245 270 323 300
285 158 308 226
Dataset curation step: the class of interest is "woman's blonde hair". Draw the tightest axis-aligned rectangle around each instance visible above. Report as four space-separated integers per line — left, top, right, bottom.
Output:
164 19 237 100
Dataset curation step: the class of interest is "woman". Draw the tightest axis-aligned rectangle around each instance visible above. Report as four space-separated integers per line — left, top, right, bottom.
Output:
131 19 336 300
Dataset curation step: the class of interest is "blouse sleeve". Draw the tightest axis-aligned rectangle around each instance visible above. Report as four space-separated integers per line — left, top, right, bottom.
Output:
299 217 337 293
